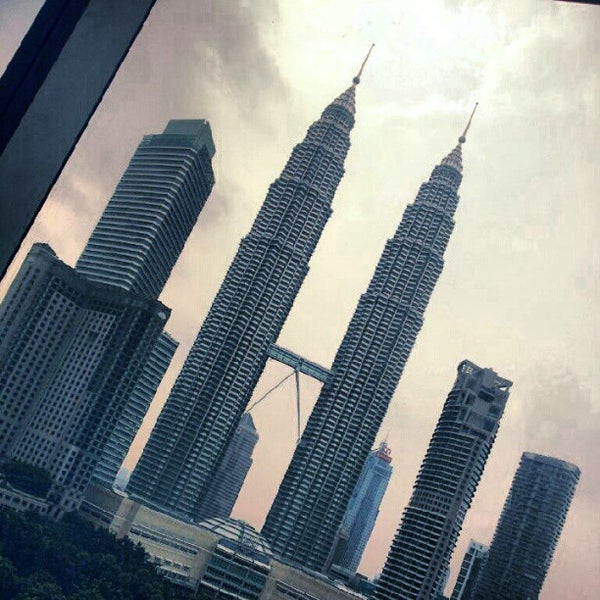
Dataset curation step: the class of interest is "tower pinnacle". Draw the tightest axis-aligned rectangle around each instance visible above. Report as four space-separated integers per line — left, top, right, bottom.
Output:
458 102 478 144
442 103 479 174
353 43 375 85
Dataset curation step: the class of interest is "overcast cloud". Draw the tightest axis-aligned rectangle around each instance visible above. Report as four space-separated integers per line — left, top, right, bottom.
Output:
0 1 598 597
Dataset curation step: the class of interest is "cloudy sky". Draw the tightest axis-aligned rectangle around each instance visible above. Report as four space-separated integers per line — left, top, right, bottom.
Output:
1 1 598 597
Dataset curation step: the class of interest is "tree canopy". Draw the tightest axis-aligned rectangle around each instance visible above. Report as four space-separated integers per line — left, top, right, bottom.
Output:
1 460 53 497
0 508 196 600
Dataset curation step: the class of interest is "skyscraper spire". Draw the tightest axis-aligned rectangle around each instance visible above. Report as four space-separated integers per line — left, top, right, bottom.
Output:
263 112 473 572
442 103 478 173
128 64 365 521
353 43 375 85
333 45 374 116
459 101 478 143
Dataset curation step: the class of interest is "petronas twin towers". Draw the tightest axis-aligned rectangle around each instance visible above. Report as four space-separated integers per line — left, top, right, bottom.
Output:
130 47 477 572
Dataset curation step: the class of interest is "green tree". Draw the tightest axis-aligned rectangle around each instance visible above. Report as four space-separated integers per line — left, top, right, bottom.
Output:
0 509 195 600
1 461 53 497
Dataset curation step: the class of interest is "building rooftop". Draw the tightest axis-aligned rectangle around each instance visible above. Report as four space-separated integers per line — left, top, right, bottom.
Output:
197 517 273 558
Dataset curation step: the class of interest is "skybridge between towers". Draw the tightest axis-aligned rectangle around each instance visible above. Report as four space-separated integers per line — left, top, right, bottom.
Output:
245 344 333 442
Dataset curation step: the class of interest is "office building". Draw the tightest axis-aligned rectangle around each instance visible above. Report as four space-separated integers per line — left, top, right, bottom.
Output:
374 361 511 600
92 331 178 487
262 107 478 571
195 413 259 521
127 52 372 520
76 119 216 298
450 540 488 600
330 441 393 574
471 452 580 600
78 119 215 486
0 243 168 513
0 0 157 279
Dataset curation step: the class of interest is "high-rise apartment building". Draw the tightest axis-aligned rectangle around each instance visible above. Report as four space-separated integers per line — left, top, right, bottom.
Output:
374 361 511 600
195 413 259 521
92 331 178 487
127 53 372 520
77 119 216 299
0 243 168 512
262 108 478 571
470 452 580 600
450 540 488 600
330 441 393 574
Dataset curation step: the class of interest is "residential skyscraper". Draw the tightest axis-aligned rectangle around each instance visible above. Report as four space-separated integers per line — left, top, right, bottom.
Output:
262 107 479 571
195 413 259 521
0 243 168 513
330 441 393 574
450 540 488 600
374 361 511 600
127 50 373 520
77 119 216 299
470 452 580 600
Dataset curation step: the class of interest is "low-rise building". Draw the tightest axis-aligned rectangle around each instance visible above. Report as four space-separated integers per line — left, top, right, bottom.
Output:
80 484 366 599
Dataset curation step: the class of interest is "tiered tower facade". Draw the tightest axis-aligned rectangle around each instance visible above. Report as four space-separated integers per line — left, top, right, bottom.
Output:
375 361 511 599
128 55 372 520
471 453 580 600
262 108 478 571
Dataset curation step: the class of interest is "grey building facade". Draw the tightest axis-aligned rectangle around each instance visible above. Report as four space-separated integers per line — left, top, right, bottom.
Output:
128 70 366 520
262 113 477 571
76 119 216 298
92 330 178 487
0 0 157 279
450 540 488 600
195 413 259 521
330 441 393 574
0 243 168 512
77 119 215 487
470 452 580 600
374 361 511 600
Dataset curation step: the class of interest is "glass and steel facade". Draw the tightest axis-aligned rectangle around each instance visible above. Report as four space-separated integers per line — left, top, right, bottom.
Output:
195 413 259 521
92 330 178 487
263 137 471 571
128 83 361 520
330 441 393 574
471 452 580 600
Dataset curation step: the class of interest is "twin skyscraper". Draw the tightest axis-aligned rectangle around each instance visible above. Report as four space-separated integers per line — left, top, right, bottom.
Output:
0 47 579 599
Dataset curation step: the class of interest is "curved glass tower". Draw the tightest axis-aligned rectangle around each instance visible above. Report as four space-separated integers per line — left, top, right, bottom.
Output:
128 53 372 520
263 108 478 571
375 360 512 600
